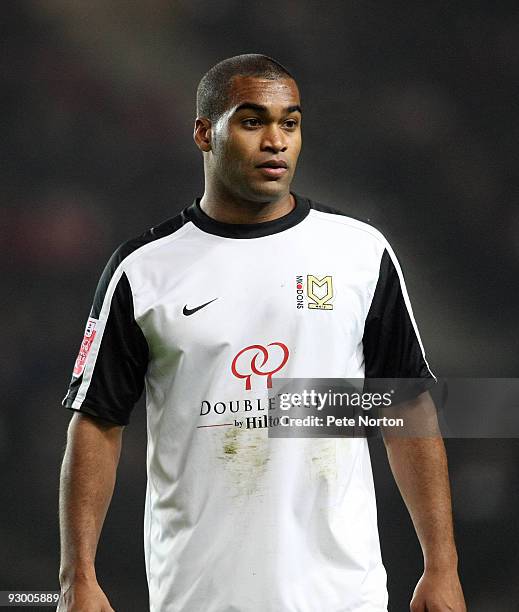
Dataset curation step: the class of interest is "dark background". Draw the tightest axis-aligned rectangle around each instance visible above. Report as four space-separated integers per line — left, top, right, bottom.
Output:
2 2 518 610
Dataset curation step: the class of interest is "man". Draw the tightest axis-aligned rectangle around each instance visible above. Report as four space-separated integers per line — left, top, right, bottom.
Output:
58 54 466 611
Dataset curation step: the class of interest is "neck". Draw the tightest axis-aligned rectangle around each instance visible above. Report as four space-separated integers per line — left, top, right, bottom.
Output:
199 183 295 224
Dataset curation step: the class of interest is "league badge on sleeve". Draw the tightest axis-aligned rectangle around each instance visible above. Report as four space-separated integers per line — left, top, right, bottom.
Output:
73 317 98 377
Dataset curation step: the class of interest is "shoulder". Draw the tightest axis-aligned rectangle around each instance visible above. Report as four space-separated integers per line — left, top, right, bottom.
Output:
102 209 192 277
305 196 390 251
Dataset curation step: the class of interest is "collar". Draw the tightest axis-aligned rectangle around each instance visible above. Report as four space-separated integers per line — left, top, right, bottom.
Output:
185 192 310 239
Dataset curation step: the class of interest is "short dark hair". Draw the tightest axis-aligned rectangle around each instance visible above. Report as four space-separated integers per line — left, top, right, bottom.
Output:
196 54 296 122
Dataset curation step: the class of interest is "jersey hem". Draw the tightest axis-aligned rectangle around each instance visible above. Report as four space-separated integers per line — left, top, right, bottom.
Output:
63 400 129 426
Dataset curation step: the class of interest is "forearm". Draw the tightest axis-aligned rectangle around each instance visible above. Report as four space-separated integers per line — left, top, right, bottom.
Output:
385 436 458 570
59 413 123 587
382 393 458 570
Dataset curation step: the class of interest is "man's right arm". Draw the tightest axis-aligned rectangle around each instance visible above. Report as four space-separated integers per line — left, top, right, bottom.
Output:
57 412 123 612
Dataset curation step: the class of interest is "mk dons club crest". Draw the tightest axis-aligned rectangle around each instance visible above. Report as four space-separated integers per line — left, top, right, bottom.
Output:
295 275 334 310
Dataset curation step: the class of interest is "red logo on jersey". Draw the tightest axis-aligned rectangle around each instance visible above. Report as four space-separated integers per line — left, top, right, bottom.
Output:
73 317 98 377
231 342 290 390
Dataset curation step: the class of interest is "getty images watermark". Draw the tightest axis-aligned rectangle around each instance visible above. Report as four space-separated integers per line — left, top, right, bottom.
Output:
264 378 435 438
278 388 394 411
276 386 400 431
266 378 519 438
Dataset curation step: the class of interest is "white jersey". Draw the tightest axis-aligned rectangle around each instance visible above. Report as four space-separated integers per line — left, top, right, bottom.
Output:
63 193 434 612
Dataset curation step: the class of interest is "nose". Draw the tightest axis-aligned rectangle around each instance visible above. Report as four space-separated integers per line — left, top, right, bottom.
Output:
260 124 287 153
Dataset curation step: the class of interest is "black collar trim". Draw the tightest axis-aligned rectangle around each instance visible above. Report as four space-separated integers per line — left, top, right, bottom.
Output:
185 192 310 239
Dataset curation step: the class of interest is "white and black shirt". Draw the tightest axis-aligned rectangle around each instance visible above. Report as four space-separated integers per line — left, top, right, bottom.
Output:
63 192 434 612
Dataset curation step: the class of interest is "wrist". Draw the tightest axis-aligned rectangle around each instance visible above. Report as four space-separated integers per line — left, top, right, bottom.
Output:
59 564 97 588
424 550 459 573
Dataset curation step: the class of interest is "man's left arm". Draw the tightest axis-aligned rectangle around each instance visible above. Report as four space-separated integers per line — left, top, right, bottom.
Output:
381 391 466 612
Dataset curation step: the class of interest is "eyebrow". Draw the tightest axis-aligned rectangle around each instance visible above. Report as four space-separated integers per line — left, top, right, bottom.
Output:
233 102 302 115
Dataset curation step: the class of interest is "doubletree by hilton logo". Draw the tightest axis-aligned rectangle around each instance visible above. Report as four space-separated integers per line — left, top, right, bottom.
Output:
231 342 290 390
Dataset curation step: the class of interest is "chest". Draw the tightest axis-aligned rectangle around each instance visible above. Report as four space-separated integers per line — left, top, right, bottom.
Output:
131 240 376 358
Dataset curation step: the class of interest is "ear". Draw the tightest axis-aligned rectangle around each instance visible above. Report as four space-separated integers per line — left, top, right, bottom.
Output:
193 117 212 152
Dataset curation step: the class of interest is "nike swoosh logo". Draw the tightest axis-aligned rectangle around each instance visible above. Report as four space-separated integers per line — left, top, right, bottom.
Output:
183 298 218 316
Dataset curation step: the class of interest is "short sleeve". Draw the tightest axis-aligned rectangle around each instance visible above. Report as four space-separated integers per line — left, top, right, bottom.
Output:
362 246 436 396
62 250 149 425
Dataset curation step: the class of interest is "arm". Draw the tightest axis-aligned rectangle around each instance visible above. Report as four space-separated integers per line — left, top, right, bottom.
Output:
58 412 123 612
381 391 466 611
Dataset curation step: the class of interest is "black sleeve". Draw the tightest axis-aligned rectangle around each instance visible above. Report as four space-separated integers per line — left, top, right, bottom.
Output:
62 254 149 426
362 248 435 398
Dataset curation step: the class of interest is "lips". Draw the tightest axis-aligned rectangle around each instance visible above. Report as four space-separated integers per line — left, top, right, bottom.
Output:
256 159 288 178
257 159 288 169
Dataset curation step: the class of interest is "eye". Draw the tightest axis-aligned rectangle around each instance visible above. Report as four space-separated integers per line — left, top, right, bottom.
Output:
284 119 299 129
242 118 262 128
